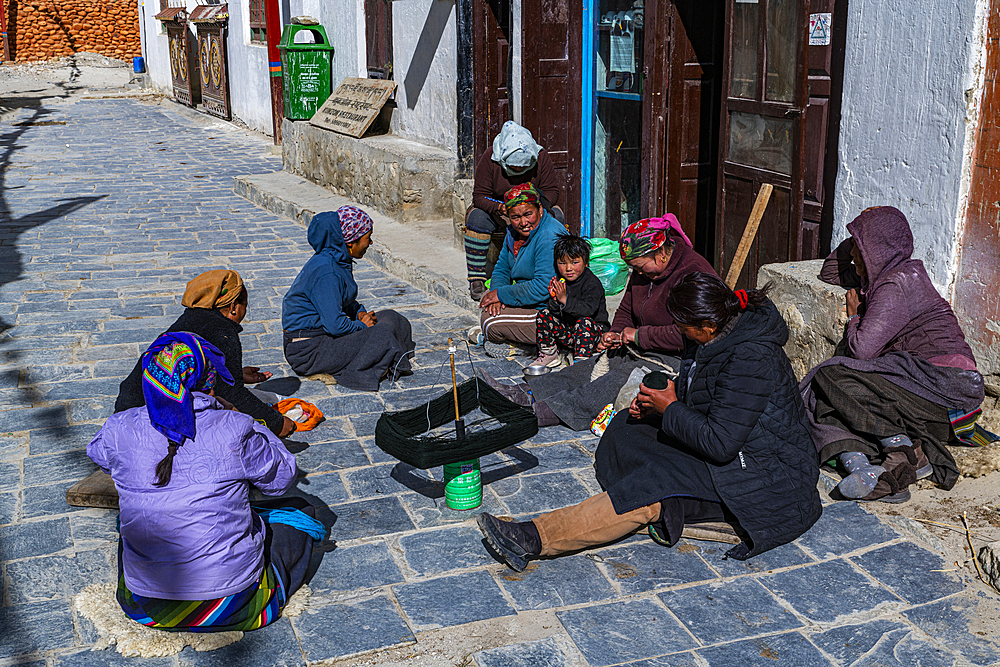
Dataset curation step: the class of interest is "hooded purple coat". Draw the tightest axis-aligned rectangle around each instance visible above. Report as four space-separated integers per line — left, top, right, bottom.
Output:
821 206 978 370
801 208 985 484
88 394 298 600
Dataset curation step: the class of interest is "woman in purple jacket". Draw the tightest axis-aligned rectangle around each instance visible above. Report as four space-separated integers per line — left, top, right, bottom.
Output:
800 207 989 502
88 332 319 632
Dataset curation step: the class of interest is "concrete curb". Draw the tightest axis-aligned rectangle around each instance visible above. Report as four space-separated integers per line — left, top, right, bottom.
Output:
234 172 478 316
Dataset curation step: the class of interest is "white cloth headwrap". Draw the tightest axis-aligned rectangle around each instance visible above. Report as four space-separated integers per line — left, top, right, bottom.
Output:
491 121 542 175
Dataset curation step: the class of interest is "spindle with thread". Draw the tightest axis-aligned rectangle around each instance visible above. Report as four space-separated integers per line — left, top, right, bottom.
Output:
445 338 482 509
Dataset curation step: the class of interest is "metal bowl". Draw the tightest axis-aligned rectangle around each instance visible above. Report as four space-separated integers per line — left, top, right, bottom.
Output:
523 364 551 377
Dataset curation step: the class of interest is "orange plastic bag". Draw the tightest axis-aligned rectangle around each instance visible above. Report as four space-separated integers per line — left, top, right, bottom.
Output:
274 398 324 431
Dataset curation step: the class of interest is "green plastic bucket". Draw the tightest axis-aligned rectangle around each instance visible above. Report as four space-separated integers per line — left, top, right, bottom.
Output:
443 459 482 510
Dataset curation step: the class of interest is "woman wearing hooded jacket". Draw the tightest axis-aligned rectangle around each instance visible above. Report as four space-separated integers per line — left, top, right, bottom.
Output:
282 206 415 391
800 206 989 502
475 273 821 570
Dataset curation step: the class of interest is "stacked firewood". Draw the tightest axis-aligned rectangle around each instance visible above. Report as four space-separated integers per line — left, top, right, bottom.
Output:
7 0 141 62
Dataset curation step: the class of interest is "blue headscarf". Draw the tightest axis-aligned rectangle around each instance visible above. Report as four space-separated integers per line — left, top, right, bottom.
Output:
140 332 234 445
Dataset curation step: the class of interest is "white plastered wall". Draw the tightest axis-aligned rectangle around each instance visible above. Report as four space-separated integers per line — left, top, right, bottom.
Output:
831 0 981 292
389 0 458 151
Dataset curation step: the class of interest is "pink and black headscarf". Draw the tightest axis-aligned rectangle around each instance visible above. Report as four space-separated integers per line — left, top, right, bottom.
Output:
619 213 692 261
338 205 374 244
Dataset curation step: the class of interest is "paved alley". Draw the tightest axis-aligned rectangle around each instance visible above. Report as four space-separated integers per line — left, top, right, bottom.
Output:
0 95 998 667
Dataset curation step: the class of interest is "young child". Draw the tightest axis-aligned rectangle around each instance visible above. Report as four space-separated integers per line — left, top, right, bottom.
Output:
531 235 610 367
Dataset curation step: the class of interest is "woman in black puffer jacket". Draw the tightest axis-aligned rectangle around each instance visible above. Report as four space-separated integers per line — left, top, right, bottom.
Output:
476 272 821 570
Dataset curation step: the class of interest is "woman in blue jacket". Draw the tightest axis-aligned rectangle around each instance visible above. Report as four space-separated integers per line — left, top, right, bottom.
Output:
282 206 414 391
474 183 565 345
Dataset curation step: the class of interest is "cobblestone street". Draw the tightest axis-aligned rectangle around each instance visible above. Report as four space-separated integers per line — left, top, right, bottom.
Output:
1 96 999 666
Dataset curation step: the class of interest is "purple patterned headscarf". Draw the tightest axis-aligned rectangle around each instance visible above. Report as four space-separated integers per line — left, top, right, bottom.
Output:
338 205 374 244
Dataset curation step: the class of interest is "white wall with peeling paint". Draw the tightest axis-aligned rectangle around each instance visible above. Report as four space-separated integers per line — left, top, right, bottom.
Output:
832 0 981 292
389 0 458 152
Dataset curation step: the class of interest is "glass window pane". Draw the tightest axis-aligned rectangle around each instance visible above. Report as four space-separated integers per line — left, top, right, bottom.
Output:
765 0 800 102
591 0 644 239
727 111 794 174
730 0 759 99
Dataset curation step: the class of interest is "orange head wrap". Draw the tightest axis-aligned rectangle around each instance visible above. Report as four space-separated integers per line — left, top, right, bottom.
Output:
181 269 245 310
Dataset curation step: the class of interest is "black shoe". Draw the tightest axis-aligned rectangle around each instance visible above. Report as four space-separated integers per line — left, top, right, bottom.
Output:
470 280 486 301
476 513 539 572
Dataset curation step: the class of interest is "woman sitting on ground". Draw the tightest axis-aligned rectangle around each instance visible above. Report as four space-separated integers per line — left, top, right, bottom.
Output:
90 333 320 631
476 273 821 570
115 269 296 438
282 206 415 391
800 206 989 502
472 183 565 346
504 215 717 431
465 121 565 300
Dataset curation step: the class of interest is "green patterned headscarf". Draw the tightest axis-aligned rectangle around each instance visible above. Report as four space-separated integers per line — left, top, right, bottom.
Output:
503 183 542 209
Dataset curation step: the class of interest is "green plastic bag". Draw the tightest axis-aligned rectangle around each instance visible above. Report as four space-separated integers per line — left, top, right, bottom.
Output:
588 237 620 261
587 238 628 295
590 259 629 295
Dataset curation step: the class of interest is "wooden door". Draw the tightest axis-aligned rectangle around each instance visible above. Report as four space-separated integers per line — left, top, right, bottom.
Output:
522 0 583 233
953 0 1000 373
167 22 200 107
802 0 846 256
198 25 231 120
366 0 393 79
716 0 807 287
644 0 724 258
472 0 511 160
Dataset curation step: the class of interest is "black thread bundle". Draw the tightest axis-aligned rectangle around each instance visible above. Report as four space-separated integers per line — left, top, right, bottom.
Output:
375 377 539 469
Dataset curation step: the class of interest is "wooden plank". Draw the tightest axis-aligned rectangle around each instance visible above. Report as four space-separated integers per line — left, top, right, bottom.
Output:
724 182 772 289
681 522 741 544
310 77 397 138
65 470 119 510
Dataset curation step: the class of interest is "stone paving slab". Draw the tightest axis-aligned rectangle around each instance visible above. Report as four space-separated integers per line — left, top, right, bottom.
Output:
0 96 996 667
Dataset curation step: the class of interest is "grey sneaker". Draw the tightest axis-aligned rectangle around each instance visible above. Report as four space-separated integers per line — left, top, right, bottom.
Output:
528 352 561 369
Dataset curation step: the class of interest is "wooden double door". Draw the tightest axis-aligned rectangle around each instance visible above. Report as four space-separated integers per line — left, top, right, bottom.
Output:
652 0 843 279
472 0 583 233
471 0 843 273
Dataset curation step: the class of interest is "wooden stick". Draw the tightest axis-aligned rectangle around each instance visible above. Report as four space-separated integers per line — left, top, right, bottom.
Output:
910 517 995 542
449 338 460 422
725 183 774 289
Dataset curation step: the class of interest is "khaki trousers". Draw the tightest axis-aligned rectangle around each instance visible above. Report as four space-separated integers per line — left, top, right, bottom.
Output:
480 307 539 345
532 492 660 556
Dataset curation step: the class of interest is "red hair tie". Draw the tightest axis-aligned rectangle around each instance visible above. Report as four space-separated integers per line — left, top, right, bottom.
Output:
735 289 748 309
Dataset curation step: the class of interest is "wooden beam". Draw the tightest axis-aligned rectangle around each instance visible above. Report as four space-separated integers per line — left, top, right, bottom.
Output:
725 183 773 289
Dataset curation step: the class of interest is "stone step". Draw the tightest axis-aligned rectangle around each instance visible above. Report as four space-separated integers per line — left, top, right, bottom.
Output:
234 171 477 315
282 120 457 223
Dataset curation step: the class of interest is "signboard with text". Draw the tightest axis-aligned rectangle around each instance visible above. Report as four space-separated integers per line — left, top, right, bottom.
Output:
310 77 397 138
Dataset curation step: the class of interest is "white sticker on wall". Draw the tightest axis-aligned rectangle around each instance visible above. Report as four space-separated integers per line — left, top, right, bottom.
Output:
809 13 832 46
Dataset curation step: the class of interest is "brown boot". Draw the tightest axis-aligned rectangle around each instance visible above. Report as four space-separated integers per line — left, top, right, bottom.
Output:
861 441 925 503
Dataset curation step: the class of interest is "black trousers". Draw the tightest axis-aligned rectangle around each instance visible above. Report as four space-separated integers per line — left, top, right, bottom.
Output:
809 364 959 489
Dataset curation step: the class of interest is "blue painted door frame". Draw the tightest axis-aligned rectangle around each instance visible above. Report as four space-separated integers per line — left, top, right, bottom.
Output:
580 0 596 237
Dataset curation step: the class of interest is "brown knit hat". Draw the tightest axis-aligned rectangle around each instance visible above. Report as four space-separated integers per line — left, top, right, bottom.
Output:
181 269 245 309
